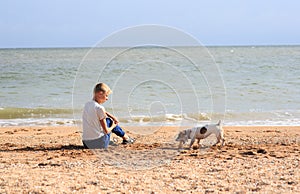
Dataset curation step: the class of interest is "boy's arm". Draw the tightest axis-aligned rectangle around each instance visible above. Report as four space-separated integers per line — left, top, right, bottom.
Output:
100 118 116 134
106 111 119 124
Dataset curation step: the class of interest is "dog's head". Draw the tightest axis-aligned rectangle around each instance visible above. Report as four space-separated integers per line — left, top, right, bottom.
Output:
175 129 190 143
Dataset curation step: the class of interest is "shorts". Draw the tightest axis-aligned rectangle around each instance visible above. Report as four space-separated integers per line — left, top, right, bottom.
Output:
82 134 110 149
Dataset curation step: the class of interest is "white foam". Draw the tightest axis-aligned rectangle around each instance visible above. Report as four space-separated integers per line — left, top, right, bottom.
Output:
0 118 77 127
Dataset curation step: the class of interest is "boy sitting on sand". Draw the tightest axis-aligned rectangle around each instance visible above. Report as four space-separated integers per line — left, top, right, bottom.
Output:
82 82 134 149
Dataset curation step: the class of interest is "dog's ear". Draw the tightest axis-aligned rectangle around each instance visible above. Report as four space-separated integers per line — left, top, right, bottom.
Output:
178 131 182 136
178 130 186 137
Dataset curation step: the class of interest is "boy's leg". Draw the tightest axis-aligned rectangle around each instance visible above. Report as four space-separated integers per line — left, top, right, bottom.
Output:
103 133 111 148
106 117 125 138
106 117 134 144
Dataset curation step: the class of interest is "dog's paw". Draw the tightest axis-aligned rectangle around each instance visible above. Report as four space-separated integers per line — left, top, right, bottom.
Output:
192 145 200 150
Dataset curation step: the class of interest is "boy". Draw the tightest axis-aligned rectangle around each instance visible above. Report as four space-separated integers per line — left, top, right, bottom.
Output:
82 83 134 149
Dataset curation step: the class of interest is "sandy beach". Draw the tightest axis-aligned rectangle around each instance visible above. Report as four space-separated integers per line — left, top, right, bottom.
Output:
0 125 299 193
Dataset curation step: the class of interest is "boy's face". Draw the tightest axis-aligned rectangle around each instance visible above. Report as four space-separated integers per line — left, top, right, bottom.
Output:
95 91 109 104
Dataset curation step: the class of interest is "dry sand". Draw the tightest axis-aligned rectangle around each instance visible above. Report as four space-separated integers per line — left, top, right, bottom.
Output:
0 125 299 193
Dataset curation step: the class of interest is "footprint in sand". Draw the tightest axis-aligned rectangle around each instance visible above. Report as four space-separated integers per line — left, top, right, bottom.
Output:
34 132 53 135
5 131 14 135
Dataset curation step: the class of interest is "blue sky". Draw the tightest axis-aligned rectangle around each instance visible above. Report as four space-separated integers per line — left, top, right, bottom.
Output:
1 0 300 48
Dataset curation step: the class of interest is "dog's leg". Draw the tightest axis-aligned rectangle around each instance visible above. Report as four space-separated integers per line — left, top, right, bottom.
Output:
213 133 225 147
220 130 225 146
198 139 203 148
196 138 203 148
178 141 183 150
220 135 225 146
189 137 196 149
214 136 220 146
211 133 221 146
221 138 225 146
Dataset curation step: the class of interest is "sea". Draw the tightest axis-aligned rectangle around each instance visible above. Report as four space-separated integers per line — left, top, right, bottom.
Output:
1 46 299 127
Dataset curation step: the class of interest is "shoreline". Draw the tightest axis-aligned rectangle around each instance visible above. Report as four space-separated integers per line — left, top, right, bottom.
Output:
1 125 299 193
1 122 300 128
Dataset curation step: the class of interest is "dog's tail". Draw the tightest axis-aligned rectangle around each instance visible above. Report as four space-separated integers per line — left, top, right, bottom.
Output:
217 120 222 126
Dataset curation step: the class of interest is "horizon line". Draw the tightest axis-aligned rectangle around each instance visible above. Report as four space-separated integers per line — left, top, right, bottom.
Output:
0 43 300 49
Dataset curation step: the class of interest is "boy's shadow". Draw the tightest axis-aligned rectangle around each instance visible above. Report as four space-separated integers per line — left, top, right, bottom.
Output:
0 144 85 152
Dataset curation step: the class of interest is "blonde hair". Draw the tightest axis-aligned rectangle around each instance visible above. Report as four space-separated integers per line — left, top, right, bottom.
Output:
93 83 112 95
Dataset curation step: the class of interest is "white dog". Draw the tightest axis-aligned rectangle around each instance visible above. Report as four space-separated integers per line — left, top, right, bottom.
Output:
176 120 225 149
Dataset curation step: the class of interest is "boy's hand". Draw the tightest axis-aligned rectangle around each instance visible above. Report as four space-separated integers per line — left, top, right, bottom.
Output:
112 118 119 125
106 112 119 125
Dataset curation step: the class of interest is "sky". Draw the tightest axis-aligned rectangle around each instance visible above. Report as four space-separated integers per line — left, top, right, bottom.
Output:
1 0 300 48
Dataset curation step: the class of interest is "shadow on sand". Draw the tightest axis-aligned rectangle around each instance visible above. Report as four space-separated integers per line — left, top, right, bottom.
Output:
0 144 85 152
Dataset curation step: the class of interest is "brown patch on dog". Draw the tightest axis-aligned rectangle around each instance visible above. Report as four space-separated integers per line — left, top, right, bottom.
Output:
200 127 207 134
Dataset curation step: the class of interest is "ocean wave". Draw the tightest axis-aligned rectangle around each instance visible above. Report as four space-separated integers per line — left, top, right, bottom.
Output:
0 107 74 119
117 113 212 123
1 108 299 127
0 118 77 127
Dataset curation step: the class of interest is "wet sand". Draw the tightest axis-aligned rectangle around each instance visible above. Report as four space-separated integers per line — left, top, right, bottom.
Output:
0 125 299 193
